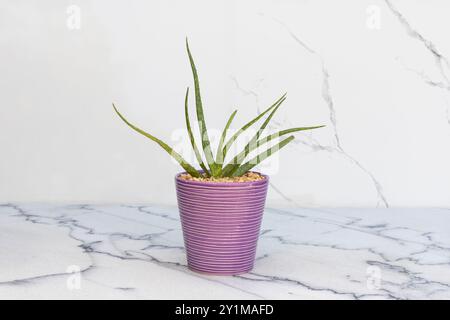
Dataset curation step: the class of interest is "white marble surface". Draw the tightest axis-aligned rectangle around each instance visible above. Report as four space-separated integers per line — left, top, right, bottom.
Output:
1 203 449 300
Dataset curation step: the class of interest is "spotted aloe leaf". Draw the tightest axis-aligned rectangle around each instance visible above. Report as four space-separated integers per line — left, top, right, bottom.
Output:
113 104 201 178
184 87 210 175
221 96 285 176
186 39 219 176
215 109 238 168
231 135 295 177
224 124 325 177
221 93 286 162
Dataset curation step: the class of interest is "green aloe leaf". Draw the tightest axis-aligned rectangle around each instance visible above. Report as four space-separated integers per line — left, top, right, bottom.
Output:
221 93 287 162
256 125 325 148
221 97 285 176
186 39 219 176
184 87 210 175
113 104 201 178
215 109 238 167
224 124 325 176
231 135 295 177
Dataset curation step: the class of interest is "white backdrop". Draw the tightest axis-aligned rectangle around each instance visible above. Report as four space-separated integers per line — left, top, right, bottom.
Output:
1 0 449 207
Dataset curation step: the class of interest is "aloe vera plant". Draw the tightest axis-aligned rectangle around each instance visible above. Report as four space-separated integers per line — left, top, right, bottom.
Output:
113 39 325 178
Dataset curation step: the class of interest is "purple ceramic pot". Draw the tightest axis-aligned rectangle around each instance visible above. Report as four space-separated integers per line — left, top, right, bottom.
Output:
175 172 269 275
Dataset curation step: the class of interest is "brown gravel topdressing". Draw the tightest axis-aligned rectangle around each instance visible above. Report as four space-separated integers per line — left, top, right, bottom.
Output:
179 171 265 183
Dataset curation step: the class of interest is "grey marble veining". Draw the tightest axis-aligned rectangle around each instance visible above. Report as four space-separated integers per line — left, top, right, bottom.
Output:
1 203 449 299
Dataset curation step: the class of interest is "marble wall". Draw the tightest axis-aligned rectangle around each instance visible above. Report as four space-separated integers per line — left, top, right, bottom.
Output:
1 0 449 207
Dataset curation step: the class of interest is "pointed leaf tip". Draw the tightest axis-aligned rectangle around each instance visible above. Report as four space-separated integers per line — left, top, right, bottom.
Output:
112 103 201 178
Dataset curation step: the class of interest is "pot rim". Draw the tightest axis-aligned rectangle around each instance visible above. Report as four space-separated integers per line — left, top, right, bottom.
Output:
175 171 269 187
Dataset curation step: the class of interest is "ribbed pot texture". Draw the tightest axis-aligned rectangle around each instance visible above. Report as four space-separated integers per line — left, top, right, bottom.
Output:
175 173 269 275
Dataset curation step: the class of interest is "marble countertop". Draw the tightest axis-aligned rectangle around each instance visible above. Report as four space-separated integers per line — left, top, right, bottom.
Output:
0 203 449 300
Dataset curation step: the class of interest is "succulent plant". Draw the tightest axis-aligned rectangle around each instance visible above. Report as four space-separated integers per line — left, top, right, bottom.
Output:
113 39 324 178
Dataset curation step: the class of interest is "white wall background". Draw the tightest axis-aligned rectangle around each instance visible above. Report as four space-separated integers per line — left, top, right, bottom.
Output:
1 0 449 207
